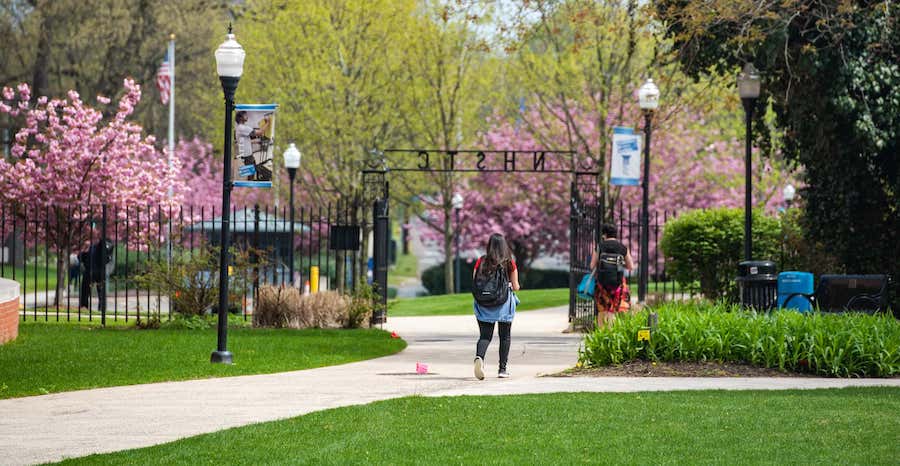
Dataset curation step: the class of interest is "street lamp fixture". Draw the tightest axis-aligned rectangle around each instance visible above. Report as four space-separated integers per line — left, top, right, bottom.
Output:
637 78 659 303
738 63 761 262
211 25 245 365
284 143 302 288
451 193 464 294
783 183 796 208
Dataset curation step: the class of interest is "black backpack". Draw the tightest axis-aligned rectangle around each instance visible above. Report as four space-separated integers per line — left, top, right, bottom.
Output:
472 259 510 307
596 252 624 287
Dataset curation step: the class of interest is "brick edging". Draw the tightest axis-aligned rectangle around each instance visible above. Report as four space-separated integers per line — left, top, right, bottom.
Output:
0 278 20 344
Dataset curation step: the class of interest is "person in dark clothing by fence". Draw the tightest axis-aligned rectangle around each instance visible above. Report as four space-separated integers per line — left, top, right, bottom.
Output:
78 240 113 310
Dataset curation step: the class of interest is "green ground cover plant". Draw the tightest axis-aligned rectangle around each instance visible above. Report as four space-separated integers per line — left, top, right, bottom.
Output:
58 388 899 465
0 322 406 399
581 302 900 377
388 288 569 317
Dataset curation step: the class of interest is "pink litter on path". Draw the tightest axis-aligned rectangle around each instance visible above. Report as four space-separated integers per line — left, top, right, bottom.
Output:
416 362 428 374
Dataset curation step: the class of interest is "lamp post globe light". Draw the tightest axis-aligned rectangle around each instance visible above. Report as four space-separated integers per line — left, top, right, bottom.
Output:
637 78 659 303
738 63 761 262
451 193 464 294
284 143 302 288
783 183 796 208
211 25 245 365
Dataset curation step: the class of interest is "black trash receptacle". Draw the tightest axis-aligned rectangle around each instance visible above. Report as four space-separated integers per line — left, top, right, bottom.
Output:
736 260 778 311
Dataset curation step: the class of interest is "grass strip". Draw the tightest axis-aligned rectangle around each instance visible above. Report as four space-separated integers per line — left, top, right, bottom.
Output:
388 288 569 317
59 387 900 465
0 323 406 399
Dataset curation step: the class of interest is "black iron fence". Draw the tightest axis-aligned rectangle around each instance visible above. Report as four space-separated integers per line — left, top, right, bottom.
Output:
570 200 684 328
1 203 363 322
2 200 687 324
608 201 684 302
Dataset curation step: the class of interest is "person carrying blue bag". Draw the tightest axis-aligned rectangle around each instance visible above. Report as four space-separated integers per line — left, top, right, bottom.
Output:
590 223 634 328
471 233 520 380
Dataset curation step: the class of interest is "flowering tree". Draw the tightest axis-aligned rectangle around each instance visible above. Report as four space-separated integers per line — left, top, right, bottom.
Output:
421 99 799 278
174 137 269 211
0 79 184 303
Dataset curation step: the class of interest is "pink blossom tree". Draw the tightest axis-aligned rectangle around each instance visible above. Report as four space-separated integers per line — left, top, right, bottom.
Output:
0 79 184 303
421 98 799 280
173 136 269 212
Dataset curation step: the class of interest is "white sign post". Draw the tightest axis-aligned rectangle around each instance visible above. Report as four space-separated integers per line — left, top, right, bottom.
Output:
610 126 641 186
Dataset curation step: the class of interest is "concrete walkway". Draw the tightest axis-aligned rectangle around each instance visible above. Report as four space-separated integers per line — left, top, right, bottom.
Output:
1 306 898 465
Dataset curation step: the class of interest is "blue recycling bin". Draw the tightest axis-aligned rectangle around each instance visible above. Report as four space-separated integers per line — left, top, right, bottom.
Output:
778 271 814 312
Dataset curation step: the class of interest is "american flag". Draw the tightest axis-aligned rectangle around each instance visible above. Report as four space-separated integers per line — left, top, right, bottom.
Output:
156 52 171 105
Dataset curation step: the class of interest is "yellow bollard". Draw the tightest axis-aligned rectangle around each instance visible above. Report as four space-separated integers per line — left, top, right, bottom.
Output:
310 266 319 293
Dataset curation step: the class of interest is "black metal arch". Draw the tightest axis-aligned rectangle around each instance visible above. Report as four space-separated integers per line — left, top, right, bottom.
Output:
362 148 600 329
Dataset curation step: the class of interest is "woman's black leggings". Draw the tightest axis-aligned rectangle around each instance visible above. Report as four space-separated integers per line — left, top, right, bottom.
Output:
476 320 512 370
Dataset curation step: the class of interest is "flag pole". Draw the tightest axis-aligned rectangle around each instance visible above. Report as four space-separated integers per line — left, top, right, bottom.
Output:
166 34 175 279
168 33 176 196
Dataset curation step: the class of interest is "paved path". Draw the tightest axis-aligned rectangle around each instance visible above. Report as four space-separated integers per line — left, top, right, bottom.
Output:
2 306 899 465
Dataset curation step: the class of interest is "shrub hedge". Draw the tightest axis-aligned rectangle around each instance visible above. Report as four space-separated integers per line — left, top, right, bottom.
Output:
659 208 781 301
580 302 900 377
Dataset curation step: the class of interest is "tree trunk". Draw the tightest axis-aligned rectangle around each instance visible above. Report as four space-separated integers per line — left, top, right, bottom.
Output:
54 252 66 307
443 209 454 294
31 10 50 100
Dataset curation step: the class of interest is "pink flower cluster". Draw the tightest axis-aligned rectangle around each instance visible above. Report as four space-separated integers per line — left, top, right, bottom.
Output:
0 79 186 250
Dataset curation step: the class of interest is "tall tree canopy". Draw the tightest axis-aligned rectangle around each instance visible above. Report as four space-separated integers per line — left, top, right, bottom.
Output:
0 0 227 141
654 0 899 304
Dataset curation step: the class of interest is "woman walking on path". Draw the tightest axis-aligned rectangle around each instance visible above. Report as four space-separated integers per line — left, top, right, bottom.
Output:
472 233 520 380
591 223 634 328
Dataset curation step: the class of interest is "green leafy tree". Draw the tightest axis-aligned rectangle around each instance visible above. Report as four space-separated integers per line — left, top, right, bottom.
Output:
654 0 900 308
0 0 227 141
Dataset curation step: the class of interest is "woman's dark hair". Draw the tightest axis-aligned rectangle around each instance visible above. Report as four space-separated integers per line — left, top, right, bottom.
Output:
478 233 512 277
601 223 617 239
236 111 248 123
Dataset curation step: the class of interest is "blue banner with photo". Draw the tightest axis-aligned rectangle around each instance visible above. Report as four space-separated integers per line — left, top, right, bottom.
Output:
610 126 641 186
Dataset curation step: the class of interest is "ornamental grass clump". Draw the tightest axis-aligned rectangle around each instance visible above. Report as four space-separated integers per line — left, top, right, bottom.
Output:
580 302 900 377
254 286 352 329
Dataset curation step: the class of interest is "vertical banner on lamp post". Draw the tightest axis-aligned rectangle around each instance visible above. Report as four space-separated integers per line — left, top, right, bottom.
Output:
233 103 277 188
610 126 641 186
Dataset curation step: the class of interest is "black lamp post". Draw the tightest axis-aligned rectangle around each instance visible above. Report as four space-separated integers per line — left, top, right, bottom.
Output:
283 143 301 287
637 78 659 303
451 193 463 294
211 25 245 364
738 63 761 262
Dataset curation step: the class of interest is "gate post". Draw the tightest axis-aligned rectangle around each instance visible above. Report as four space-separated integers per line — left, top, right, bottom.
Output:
372 198 389 325
568 182 577 323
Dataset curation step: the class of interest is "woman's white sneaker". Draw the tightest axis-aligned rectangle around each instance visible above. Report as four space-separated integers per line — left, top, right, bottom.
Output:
474 357 485 380
498 369 510 378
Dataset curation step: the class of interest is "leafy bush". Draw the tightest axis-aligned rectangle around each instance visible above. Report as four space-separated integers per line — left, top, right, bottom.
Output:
580 302 900 377
135 245 260 316
421 260 475 295
346 283 381 329
254 286 354 329
660 208 780 301
421 260 568 295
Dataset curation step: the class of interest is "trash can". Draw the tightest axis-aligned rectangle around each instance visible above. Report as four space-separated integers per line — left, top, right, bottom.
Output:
777 271 814 312
736 260 778 311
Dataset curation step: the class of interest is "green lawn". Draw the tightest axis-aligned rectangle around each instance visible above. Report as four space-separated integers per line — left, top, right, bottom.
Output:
388 288 569 317
59 387 900 465
0 322 406 399
387 251 418 287
1 263 59 294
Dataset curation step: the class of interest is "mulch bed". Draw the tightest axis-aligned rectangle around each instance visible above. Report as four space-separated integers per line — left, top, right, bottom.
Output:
554 361 816 378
